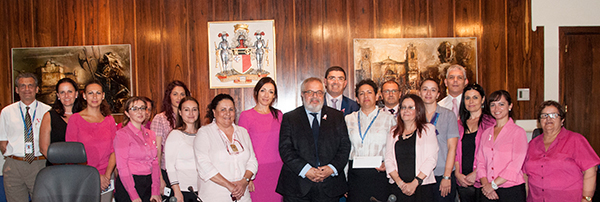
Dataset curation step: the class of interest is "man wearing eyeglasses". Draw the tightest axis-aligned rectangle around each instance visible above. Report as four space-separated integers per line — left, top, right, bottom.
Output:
277 77 351 202
324 66 359 116
380 80 401 117
439 65 469 118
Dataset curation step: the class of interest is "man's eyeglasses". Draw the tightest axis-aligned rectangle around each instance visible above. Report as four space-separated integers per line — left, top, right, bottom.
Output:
302 90 324 97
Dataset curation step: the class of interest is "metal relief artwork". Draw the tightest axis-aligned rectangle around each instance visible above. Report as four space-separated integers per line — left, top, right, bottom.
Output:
354 38 477 96
12 45 132 113
208 20 276 88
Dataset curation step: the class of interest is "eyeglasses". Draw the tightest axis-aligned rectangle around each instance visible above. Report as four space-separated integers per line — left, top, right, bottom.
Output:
540 113 559 119
382 90 399 94
129 106 147 112
326 76 345 81
400 106 416 110
302 90 324 97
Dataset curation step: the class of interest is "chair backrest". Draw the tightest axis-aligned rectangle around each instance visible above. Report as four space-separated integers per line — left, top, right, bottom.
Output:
32 142 100 202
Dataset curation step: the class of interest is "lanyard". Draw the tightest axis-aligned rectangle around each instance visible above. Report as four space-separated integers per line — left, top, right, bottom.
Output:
429 112 440 135
19 101 38 139
358 109 380 144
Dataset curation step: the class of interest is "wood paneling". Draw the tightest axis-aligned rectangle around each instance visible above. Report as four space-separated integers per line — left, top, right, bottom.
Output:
0 0 544 120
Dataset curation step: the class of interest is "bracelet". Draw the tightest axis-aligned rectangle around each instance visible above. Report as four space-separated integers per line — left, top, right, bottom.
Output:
442 175 451 180
583 196 592 201
415 176 423 186
490 180 499 190
243 177 251 182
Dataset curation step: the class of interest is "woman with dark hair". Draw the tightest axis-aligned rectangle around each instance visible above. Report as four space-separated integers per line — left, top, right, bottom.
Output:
385 94 439 201
454 84 495 202
345 79 396 202
39 78 83 165
66 81 117 198
476 90 527 201
417 78 459 201
195 94 257 202
150 80 191 195
117 97 154 130
114 97 161 202
523 101 600 202
238 77 283 201
165 97 202 202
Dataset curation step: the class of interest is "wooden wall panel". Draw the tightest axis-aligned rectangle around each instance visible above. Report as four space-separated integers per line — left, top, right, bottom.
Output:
480 0 506 92
402 0 428 38
0 0 544 120
33 0 58 47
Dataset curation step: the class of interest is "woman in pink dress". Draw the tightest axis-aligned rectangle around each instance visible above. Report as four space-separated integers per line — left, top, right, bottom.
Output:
238 77 283 201
65 81 117 199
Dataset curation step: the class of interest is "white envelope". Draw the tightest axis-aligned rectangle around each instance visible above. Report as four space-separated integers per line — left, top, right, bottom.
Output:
352 156 383 168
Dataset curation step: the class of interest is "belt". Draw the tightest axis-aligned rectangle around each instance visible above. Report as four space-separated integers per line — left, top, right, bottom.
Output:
5 155 46 161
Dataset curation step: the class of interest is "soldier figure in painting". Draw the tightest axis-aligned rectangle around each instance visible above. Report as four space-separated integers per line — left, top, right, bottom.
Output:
253 31 268 73
217 32 232 74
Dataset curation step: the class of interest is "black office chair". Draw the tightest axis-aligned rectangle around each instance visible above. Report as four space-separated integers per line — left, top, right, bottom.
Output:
32 142 100 202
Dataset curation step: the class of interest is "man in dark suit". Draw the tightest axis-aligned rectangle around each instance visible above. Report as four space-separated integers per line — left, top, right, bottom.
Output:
277 77 351 202
323 66 359 116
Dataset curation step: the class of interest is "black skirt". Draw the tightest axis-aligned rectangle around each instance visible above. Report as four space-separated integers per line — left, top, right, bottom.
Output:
346 160 392 202
115 174 153 202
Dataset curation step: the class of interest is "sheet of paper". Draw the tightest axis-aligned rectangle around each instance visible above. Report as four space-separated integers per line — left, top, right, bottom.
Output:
352 156 383 168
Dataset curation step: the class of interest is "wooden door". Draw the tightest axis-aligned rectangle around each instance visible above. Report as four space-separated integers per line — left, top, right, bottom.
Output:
560 26 600 155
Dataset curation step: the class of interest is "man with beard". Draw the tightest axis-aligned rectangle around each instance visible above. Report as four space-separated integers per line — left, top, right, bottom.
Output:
324 66 359 116
277 77 351 202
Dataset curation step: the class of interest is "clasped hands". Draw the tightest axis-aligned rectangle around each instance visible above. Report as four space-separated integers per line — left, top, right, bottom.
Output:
227 179 250 199
305 166 334 182
481 182 499 200
397 179 419 196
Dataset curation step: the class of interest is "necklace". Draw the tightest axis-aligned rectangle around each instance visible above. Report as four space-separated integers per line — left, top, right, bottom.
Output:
65 112 73 115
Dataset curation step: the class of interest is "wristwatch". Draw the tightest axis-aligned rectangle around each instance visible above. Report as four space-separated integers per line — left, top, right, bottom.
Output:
490 180 499 190
243 177 251 182
442 175 451 180
583 196 592 201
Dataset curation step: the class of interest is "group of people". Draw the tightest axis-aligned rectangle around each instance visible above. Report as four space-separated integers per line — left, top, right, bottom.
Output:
0 64 598 202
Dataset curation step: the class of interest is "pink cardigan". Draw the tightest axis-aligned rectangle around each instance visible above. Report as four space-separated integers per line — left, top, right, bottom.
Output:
385 123 439 185
455 114 495 187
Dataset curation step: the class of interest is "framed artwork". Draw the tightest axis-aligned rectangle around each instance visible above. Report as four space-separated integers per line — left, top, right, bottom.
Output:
12 44 132 114
208 20 276 88
354 38 477 97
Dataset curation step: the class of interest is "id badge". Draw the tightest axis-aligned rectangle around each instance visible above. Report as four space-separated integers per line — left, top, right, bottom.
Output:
25 142 33 154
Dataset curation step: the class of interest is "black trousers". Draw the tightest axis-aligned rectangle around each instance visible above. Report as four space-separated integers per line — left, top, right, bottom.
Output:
283 183 342 202
390 183 435 202
434 173 457 202
480 183 526 202
114 174 152 202
457 185 481 202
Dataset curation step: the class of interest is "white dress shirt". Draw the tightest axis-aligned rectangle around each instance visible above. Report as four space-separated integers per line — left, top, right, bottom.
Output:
326 93 343 110
382 104 399 117
438 94 462 112
0 100 50 157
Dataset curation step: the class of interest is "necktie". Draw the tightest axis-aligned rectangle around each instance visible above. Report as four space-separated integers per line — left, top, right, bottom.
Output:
310 113 320 166
331 98 339 110
24 106 34 163
452 98 459 118
388 108 395 115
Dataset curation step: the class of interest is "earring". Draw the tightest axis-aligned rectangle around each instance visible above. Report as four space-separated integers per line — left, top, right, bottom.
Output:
58 98 61 100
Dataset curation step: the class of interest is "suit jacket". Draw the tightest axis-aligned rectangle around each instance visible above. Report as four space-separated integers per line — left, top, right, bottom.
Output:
276 106 351 198
324 95 360 116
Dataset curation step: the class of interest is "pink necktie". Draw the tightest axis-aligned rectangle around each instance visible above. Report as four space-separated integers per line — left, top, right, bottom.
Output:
452 98 459 118
332 98 339 110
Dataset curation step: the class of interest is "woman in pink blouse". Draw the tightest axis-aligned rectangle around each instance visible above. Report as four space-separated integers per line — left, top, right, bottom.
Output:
523 101 600 202
476 90 527 201
238 77 283 201
65 81 117 196
385 94 439 201
114 97 161 202
150 80 190 197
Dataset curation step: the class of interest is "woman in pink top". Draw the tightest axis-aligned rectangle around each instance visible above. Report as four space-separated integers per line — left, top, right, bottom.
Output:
150 80 191 197
238 77 283 201
523 101 600 202
114 97 161 202
476 90 527 201
65 81 117 194
385 94 439 201
455 84 495 202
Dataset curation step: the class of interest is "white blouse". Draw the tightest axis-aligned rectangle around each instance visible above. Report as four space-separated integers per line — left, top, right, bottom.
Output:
164 130 198 191
194 122 258 202
345 108 396 160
